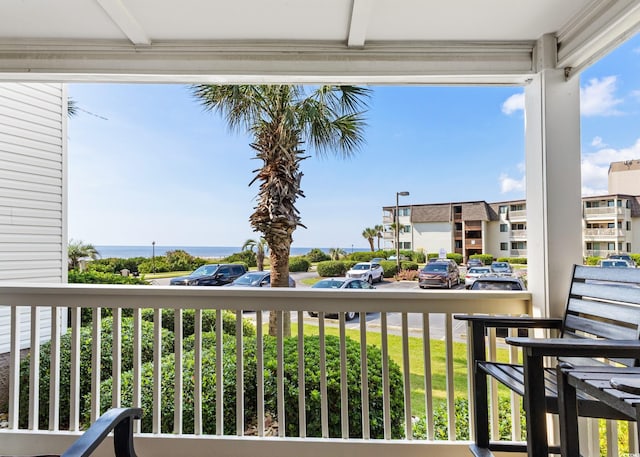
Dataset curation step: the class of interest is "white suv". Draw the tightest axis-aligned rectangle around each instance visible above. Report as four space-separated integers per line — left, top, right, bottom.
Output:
346 262 384 284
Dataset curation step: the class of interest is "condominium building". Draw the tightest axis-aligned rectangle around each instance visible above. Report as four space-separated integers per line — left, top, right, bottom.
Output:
382 160 640 259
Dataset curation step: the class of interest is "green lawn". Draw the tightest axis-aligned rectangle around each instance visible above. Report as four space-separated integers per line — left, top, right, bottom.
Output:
280 322 514 416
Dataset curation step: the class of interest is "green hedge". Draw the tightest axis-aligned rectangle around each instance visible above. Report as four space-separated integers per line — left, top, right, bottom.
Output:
305 248 331 262
380 260 398 277
496 257 527 264
317 260 347 277
92 335 405 438
139 308 256 339
446 253 463 265
68 270 149 285
470 254 494 265
400 261 419 271
289 256 311 272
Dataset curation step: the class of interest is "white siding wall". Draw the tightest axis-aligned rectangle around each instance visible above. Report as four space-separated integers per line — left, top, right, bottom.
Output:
0 83 66 352
483 220 505 259
412 222 452 254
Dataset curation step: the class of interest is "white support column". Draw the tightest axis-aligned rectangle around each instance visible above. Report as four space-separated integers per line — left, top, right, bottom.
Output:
525 34 583 318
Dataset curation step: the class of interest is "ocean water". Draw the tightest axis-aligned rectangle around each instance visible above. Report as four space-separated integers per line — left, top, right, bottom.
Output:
95 245 369 259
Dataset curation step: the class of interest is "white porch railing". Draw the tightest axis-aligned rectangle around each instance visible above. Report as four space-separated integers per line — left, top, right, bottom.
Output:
0 284 532 457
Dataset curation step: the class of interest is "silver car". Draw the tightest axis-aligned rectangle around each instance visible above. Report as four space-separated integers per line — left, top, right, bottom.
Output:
346 262 384 284
464 266 492 289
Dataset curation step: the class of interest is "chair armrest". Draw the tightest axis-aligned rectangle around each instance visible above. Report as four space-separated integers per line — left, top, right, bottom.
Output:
61 408 142 457
505 337 640 358
455 314 563 329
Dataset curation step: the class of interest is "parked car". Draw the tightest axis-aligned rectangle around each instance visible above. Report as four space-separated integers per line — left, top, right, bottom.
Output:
490 261 513 275
169 263 247 286
226 270 296 287
606 254 636 267
469 275 525 290
308 277 375 320
464 266 492 288
466 258 484 269
346 262 384 283
599 259 633 268
388 254 408 261
418 261 460 289
370 257 386 264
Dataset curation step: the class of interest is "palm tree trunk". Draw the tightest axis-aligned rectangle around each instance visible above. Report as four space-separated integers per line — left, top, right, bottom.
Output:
267 245 291 337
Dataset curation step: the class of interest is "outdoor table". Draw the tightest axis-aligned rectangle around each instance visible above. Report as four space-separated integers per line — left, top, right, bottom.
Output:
558 366 640 457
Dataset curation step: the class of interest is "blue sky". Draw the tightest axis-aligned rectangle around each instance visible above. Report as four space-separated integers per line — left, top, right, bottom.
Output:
68 32 640 250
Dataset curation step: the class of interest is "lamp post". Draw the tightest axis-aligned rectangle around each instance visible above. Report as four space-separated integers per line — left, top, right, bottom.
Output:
151 241 156 273
395 191 410 271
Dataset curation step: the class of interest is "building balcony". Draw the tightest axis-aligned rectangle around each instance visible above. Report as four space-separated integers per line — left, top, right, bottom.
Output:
585 249 618 258
583 207 625 218
1 283 534 457
509 230 527 239
510 249 527 257
508 210 527 220
583 228 625 239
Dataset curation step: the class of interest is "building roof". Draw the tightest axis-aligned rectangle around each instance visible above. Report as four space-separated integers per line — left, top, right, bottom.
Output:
407 201 495 223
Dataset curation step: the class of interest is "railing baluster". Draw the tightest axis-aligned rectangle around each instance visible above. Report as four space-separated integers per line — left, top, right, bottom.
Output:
90 307 101 423
422 313 434 440
174 308 183 434
236 310 244 435
509 327 521 441
488 326 499 441
297 310 306 438
319 312 328 438
69 307 81 431
48 306 60 430
276 310 285 437
112 308 121 408
132 308 142 434
401 312 411 439
360 310 370 439
215 308 223 435
445 313 455 440
339 312 348 438
152 308 162 433
257 311 264 437
194 308 202 434
28 305 40 430
8 306 20 429
381 312 391 439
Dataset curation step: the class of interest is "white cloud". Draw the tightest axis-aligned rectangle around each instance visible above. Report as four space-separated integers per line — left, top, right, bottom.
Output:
591 136 606 148
581 138 640 195
501 93 525 115
499 173 525 193
580 76 623 116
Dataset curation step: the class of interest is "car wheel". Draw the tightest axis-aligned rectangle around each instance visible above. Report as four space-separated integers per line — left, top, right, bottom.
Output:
367 276 373 284
447 279 452 289
308 311 317 318
345 311 357 321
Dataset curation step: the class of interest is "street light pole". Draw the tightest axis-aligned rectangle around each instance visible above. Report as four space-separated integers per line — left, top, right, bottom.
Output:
152 241 156 273
395 191 410 271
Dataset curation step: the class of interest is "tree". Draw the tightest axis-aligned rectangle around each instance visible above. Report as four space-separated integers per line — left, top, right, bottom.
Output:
68 98 78 117
192 85 370 336
68 239 99 270
329 247 346 260
362 227 378 251
242 237 269 271
374 224 384 251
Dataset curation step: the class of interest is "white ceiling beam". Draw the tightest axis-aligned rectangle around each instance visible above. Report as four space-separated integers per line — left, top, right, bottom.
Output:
95 0 150 46
347 0 375 48
0 40 535 85
557 0 640 78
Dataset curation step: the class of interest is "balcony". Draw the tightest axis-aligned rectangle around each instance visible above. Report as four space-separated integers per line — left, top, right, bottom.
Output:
583 207 625 218
1 284 532 457
509 230 527 239
508 210 527 221
583 228 625 239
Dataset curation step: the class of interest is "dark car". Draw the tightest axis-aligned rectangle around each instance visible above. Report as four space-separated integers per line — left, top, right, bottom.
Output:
308 277 375 320
418 261 460 289
169 263 247 286
226 270 296 287
470 275 525 290
466 258 484 269
607 254 636 267
490 261 513 275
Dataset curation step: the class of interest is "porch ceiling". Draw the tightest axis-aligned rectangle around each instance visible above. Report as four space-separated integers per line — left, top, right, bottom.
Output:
0 0 639 83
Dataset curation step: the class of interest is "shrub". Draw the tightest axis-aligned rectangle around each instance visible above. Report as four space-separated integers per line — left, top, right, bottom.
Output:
473 254 494 265
400 261 419 271
412 251 426 263
139 308 256 339
585 256 601 266
427 253 440 262
289 256 311 272
396 269 419 281
19 316 174 429
632 254 640 266
305 248 330 262
316 260 346 277
380 260 398 277
221 251 255 268
138 257 170 273
94 335 405 438
343 260 358 270
68 270 149 285
347 251 384 262
446 253 463 265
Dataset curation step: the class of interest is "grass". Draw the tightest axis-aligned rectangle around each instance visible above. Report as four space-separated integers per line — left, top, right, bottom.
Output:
142 270 191 279
277 321 514 416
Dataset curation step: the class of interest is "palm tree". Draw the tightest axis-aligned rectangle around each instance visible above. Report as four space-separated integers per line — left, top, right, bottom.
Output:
329 247 346 260
362 227 378 251
67 98 78 117
67 239 99 270
374 224 384 251
192 84 370 336
242 237 269 271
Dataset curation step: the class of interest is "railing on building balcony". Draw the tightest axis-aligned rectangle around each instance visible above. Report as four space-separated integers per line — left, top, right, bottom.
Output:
583 207 625 217
0 284 534 457
585 249 618 258
507 210 526 220
509 249 527 257
509 230 526 239
583 228 625 238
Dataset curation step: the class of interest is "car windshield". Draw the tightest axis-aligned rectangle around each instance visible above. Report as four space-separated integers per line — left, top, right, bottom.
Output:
473 281 522 290
233 272 265 285
469 267 491 274
190 265 219 277
313 279 346 288
602 260 628 268
424 263 447 272
352 264 370 270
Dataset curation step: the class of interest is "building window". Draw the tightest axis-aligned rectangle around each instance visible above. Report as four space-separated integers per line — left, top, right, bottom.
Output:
455 240 462 248
454 206 462 214
400 207 410 217
512 223 526 230
499 205 508 214
608 242 615 251
510 203 525 211
618 242 623 251
500 242 508 251
586 242 593 250
455 222 462 230
511 241 526 250
627 243 632 252
627 221 631 231
500 224 508 232
400 242 411 249
402 225 411 233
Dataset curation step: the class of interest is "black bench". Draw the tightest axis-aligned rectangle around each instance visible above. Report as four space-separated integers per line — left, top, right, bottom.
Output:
456 264 640 457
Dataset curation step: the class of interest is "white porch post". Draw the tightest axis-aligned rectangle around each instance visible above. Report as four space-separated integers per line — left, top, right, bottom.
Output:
525 34 583 318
